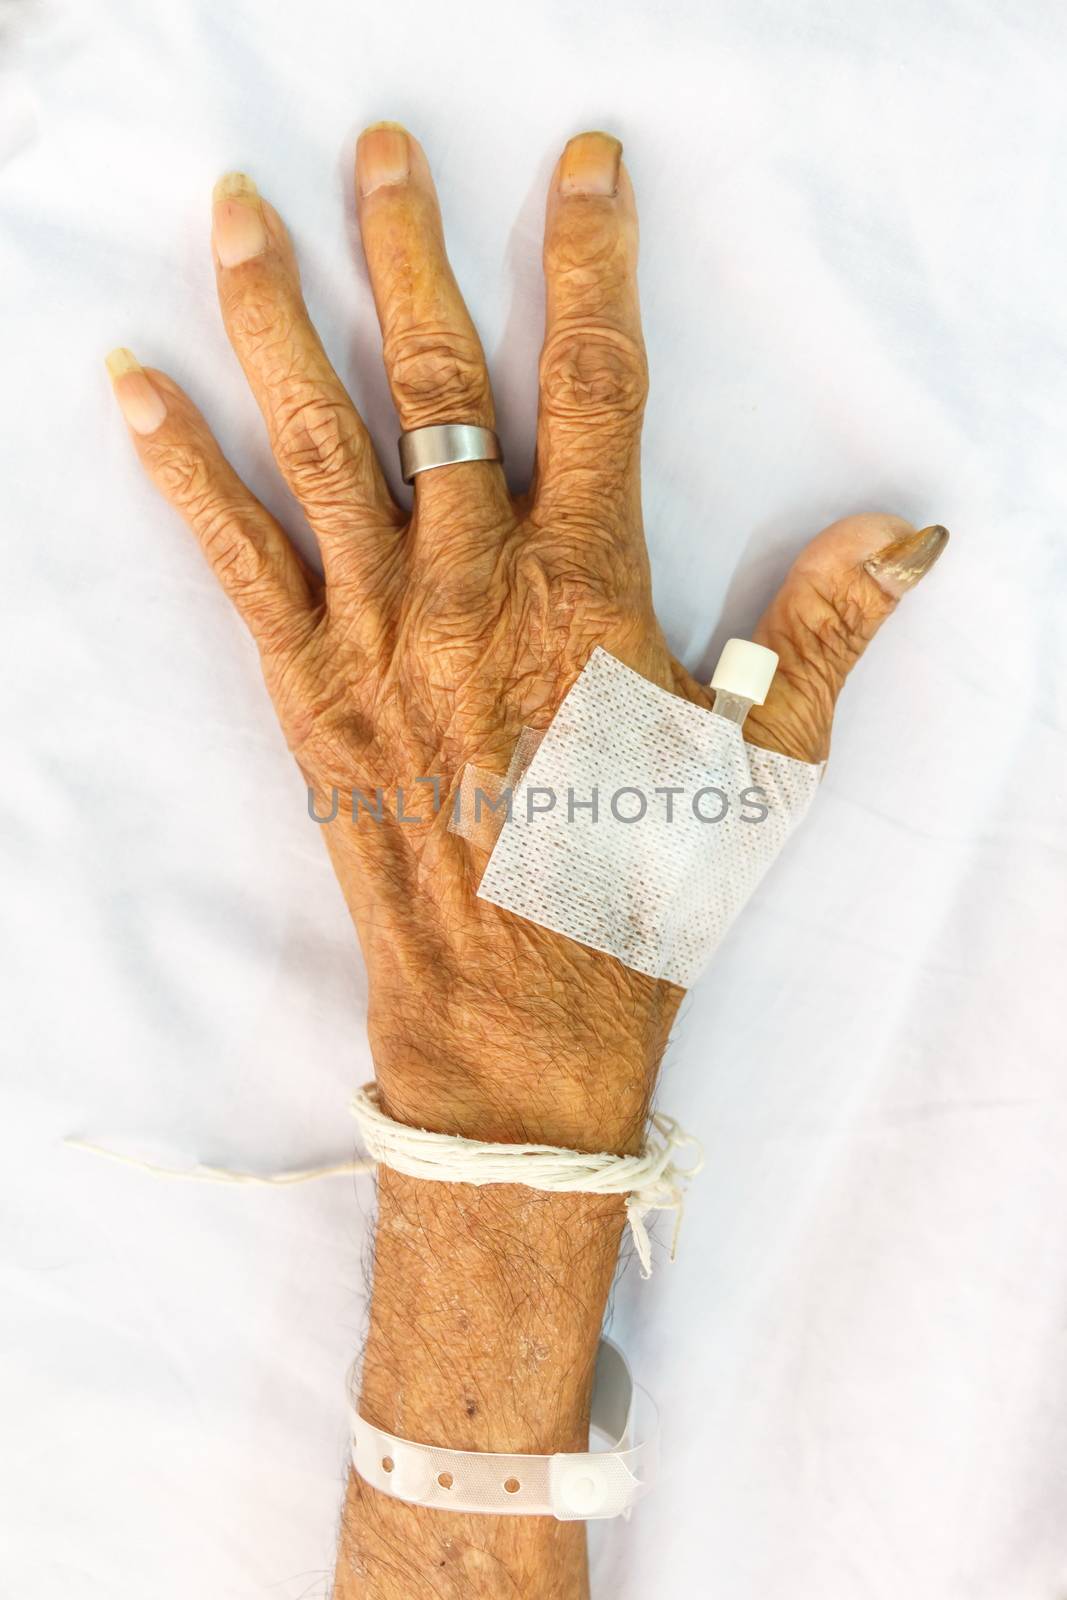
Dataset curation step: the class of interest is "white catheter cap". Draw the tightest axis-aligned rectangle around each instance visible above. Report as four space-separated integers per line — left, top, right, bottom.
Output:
709 638 779 705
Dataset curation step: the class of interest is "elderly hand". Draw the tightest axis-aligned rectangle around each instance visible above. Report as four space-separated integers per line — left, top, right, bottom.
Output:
107 123 947 1600
107 125 945 1156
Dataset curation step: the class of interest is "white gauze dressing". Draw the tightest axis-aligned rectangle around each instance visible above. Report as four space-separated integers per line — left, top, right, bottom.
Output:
474 647 823 988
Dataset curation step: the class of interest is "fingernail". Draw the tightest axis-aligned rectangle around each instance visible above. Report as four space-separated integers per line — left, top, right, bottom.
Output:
212 172 268 267
357 121 411 197
864 524 950 597
559 131 622 197
105 348 167 435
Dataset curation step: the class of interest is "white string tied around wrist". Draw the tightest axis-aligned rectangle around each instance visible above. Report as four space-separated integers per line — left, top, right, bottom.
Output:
350 1085 704 1279
66 1088 703 1279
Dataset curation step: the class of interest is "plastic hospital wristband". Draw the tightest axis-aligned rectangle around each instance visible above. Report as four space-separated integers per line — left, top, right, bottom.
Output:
348 1338 656 1520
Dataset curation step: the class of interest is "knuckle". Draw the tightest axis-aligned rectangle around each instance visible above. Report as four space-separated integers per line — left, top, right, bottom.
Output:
383 324 489 423
545 212 632 291
528 517 647 607
198 503 271 593
271 388 366 508
513 549 633 658
225 284 292 353
154 440 214 508
146 423 299 642
544 564 615 621
539 324 648 424
152 443 271 594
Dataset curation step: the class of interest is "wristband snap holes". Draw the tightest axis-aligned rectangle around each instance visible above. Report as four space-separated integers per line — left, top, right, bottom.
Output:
350 1339 652 1519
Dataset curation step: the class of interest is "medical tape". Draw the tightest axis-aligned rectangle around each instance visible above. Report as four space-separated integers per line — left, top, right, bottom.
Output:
462 647 823 988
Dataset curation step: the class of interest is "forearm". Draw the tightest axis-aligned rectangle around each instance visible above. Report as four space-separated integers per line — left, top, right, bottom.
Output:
333 968 679 1600
335 1173 626 1599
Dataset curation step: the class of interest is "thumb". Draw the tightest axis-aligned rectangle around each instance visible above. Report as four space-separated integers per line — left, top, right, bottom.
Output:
744 513 950 763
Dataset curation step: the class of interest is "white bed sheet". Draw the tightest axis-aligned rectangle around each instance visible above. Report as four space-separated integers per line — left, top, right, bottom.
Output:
2 1 1066 1595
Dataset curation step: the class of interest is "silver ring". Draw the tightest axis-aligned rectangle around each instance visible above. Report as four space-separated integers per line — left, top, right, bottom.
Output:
398 423 503 485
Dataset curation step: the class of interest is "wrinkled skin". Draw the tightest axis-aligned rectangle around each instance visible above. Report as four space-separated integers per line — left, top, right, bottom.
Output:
108 128 944 1150
108 124 948 1600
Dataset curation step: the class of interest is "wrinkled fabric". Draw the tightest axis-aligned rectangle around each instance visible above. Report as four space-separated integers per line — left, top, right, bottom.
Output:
1 2 1065 1597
